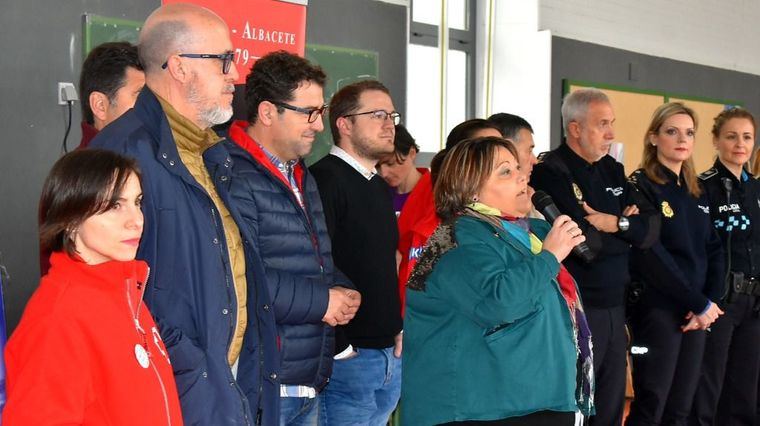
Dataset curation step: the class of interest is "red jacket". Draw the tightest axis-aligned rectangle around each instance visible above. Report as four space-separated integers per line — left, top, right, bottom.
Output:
3 252 183 426
396 172 441 316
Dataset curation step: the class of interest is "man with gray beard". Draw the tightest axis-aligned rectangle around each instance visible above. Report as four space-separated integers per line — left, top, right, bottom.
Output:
91 3 280 425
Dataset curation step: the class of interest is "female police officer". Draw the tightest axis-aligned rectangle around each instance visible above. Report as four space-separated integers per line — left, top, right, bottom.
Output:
690 107 760 425
626 102 724 425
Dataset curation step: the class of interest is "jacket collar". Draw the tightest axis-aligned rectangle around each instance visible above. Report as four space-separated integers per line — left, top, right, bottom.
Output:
47 251 149 290
79 121 99 149
714 158 750 185
558 142 598 170
228 120 305 189
133 88 233 187
156 94 221 155
655 163 684 185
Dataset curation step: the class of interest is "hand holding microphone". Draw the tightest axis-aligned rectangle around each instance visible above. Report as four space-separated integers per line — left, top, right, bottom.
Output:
543 215 586 262
532 190 596 263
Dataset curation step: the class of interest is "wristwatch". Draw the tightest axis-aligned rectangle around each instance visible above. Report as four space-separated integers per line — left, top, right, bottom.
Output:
618 216 630 232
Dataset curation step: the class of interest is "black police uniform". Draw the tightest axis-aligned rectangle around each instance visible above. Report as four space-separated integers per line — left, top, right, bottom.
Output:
625 165 724 426
531 143 659 426
690 160 760 426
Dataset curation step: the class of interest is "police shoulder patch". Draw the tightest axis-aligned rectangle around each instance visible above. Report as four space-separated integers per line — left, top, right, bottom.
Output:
536 151 551 163
628 169 644 185
698 167 718 181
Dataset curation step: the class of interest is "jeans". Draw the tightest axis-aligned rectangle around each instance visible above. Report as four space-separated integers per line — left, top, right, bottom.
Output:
280 396 319 426
320 347 401 426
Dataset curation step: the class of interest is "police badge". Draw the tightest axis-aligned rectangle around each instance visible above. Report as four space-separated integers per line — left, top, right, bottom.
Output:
661 201 674 218
572 183 584 203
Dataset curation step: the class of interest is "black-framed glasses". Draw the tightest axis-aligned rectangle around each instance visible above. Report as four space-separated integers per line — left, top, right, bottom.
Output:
162 51 235 74
271 101 328 123
343 110 401 125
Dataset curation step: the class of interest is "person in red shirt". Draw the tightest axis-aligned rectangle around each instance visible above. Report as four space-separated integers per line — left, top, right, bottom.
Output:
396 119 502 315
378 124 427 216
4 149 182 426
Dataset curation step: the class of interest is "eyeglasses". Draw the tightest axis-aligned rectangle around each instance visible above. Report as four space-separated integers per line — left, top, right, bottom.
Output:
162 51 235 75
271 101 328 123
343 110 401 125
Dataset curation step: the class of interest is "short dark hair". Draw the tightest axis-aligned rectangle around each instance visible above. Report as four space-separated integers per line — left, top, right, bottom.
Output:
445 119 501 150
430 119 502 183
391 124 420 162
487 112 534 141
245 50 327 123
329 80 390 145
435 136 518 220
39 149 141 258
80 42 143 125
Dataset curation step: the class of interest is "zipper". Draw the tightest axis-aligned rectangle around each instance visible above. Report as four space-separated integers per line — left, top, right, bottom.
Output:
126 267 173 426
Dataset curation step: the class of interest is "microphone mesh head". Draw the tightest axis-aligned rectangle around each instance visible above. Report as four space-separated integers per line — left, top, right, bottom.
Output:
531 190 553 211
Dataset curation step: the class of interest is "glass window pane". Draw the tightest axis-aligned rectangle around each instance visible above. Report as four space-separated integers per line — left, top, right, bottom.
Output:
406 44 442 153
406 46 469 154
412 0 442 27
445 50 467 139
448 0 468 30
412 0 468 30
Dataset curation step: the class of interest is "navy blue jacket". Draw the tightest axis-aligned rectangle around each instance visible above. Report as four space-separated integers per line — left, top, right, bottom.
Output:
629 166 724 314
91 89 280 425
225 121 351 390
699 160 760 280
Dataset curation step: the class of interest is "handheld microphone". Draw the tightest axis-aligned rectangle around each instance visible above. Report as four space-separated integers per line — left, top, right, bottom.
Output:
531 190 596 263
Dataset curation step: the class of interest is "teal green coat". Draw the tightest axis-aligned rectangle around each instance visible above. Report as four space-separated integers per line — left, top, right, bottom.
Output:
401 216 579 425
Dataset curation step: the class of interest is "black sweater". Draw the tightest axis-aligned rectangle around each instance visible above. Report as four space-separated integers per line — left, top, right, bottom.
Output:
310 154 402 351
629 166 724 313
530 143 659 308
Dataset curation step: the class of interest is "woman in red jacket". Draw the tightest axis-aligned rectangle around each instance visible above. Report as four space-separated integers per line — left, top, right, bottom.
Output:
3 149 183 425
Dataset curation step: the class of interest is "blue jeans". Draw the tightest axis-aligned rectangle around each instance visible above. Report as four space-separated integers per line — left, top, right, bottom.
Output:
320 347 401 426
280 396 319 426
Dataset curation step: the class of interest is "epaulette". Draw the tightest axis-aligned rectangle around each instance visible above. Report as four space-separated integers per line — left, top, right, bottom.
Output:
536 151 551 163
698 167 718 181
628 169 644 185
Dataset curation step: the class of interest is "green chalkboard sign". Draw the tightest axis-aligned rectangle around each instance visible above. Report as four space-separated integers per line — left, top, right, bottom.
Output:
83 14 143 58
304 44 379 165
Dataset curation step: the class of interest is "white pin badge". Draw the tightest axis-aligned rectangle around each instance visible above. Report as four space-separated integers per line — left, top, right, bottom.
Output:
135 344 150 369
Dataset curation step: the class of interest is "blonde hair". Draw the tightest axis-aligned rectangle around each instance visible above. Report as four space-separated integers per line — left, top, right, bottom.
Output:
641 102 701 197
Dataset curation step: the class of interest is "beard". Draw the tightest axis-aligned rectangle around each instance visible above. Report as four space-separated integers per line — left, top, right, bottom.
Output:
187 76 234 127
353 135 394 161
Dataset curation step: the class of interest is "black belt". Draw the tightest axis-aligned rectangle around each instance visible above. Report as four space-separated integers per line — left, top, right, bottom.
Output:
733 277 760 296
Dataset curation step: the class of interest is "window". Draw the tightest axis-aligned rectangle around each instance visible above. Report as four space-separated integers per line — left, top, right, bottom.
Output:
406 0 477 153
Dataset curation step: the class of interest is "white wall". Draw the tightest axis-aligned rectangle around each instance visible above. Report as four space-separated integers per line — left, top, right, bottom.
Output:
489 0 553 153
539 0 760 76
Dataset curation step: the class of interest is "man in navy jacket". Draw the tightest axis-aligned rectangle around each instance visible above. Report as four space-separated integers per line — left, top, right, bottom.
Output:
225 51 359 425
91 4 279 425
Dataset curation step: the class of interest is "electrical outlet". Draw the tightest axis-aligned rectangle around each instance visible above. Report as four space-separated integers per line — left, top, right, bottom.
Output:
58 82 79 105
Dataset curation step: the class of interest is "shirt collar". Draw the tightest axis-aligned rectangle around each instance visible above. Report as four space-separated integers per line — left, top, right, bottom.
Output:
714 159 750 184
330 145 377 180
656 163 683 185
259 143 297 177
558 142 597 170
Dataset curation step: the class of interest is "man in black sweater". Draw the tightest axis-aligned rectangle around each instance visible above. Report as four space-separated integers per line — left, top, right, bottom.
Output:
310 80 402 425
531 88 659 426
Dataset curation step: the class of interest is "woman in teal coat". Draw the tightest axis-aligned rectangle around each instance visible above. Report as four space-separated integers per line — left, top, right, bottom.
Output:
401 137 594 425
